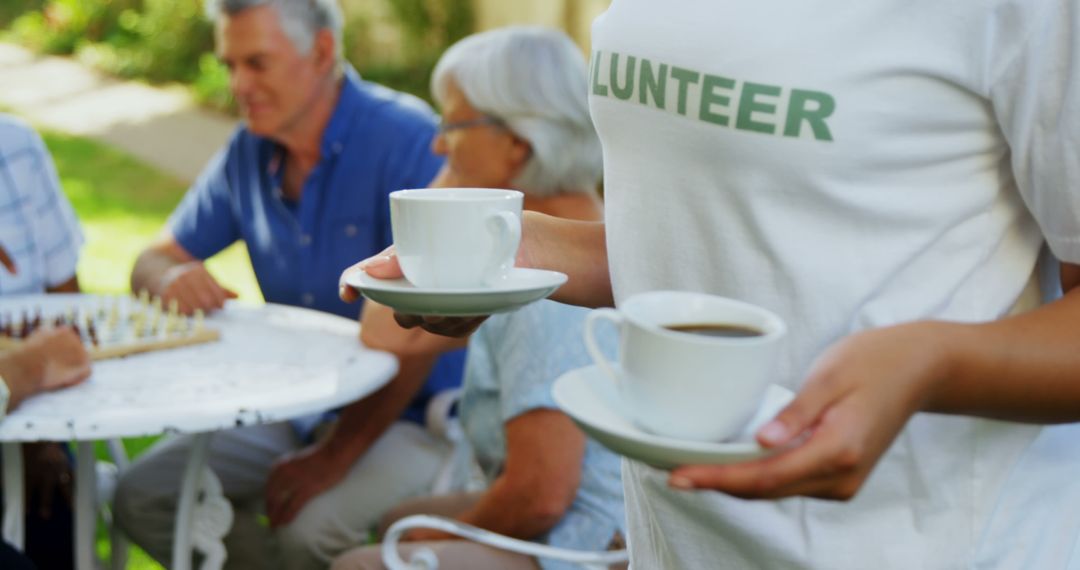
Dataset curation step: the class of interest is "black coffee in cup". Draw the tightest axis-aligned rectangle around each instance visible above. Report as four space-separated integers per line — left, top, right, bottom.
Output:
665 323 764 338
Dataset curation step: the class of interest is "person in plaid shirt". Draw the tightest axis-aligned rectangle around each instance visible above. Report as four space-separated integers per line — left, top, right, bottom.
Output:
0 114 82 296
0 113 87 570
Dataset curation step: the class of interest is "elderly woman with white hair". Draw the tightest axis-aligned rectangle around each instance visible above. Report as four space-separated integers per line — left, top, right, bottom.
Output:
330 26 625 570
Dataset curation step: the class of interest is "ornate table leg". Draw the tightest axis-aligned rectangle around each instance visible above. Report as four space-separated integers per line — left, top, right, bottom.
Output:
172 432 233 570
1 442 24 550
75 441 98 570
106 438 130 570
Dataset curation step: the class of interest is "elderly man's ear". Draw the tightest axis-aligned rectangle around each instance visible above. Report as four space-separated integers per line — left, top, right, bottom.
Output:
510 137 532 170
314 28 337 75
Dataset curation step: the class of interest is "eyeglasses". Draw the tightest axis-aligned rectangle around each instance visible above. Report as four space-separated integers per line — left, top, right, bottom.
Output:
436 115 506 135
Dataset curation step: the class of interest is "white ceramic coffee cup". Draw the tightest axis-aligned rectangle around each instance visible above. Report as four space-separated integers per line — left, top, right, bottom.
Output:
584 291 786 441
390 188 523 289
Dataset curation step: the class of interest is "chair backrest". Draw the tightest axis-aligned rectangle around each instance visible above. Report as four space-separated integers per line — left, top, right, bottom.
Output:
424 388 484 495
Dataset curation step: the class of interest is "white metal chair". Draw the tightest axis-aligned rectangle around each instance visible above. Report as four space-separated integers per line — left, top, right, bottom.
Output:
424 388 477 495
1 440 131 568
426 388 496 496
100 438 130 570
411 391 629 570
380 514 628 570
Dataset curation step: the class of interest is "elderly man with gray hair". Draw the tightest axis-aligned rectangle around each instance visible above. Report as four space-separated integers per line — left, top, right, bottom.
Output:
112 0 466 568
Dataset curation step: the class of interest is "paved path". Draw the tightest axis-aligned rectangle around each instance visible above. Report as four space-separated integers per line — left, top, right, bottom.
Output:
0 42 236 183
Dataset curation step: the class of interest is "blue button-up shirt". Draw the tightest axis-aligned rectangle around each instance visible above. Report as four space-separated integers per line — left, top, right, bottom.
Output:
168 69 464 428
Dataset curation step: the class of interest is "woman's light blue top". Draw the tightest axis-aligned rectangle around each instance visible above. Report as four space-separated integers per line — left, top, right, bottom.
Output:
460 300 624 570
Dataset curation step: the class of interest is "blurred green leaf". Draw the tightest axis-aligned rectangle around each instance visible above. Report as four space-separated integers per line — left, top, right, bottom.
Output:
5 0 475 109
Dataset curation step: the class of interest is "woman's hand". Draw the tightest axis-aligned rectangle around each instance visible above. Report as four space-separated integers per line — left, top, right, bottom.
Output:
360 301 467 356
264 443 352 528
669 322 951 500
338 247 489 338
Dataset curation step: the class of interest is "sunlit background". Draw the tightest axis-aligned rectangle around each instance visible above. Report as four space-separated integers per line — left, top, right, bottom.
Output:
0 1 608 566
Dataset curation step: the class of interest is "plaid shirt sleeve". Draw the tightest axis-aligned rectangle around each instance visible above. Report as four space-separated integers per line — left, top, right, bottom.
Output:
0 117 83 293
27 129 83 287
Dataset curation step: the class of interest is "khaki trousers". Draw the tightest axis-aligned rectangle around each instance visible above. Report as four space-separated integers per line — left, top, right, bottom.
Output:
113 421 450 570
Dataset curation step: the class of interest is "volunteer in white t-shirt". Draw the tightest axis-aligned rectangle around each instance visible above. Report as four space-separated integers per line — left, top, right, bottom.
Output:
344 0 1080 566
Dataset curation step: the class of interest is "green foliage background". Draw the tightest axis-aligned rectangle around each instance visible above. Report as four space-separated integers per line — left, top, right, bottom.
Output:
1 0 474 110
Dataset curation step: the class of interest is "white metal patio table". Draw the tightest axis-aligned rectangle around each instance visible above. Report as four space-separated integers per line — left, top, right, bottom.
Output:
0 295 398 570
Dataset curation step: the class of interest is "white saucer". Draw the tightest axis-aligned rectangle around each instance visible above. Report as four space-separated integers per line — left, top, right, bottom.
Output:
344 268 568 317
552 365 795 470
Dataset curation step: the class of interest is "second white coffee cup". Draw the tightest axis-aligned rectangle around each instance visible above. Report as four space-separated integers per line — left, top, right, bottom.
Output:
391 188 523 289
584 291 786 442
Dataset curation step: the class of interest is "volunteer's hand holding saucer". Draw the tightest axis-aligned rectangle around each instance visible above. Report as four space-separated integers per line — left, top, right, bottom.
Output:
336 193 933 504
339 187 566 326
669 322 946 501
339 246 490 336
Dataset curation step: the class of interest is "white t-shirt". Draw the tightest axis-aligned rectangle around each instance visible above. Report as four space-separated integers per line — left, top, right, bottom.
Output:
590 0 1080 567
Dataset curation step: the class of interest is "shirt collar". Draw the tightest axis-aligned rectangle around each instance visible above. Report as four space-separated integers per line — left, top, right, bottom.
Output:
322 66 365 158
265 65 366 178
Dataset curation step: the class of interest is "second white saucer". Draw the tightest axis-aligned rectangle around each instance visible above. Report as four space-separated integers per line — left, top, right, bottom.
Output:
345 268 568 317
552 365 795 470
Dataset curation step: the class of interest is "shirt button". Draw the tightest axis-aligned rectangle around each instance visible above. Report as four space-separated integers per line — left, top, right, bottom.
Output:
332 142 343 154
300 234 312 246
344 224 358 237
301 293 315 306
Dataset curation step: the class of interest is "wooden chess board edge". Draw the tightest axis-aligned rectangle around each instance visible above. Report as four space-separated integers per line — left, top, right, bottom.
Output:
0 329 221 361
0 337 22 352
88 328 222 360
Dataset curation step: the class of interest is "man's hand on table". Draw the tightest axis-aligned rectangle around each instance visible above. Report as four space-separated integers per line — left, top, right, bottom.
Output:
1 328 91 411
158 261 237 315
22 327 92 392
338 246 488 338
264 443 352 528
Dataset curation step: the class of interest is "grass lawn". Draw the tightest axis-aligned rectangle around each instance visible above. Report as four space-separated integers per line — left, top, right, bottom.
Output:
44 130 262 300
38 129 263 569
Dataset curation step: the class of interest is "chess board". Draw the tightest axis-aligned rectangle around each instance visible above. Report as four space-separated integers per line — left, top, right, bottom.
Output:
0 291 220 361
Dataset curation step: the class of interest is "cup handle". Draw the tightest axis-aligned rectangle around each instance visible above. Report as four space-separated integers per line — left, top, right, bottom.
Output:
584 308 623 384
486 211 521 278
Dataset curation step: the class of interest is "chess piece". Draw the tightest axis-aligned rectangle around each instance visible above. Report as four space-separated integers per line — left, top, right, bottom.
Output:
108 302 121 330
131 310 146 338
87 319 99 347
